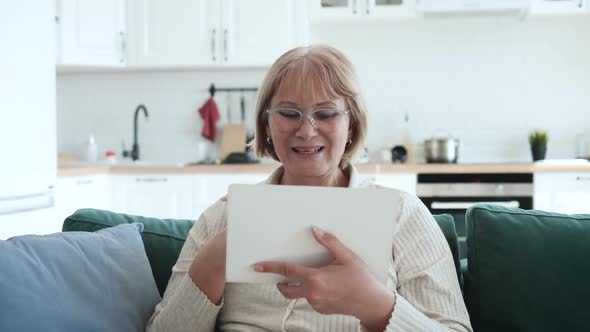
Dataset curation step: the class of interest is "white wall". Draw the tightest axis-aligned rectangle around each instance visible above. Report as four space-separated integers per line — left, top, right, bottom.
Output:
57 16 590 164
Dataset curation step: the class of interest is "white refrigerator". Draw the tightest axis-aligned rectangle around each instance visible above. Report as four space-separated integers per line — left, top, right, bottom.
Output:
0 1 57 239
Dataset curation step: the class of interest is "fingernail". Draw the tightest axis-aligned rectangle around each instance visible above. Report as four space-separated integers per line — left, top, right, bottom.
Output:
254 264 263 272
312 226 325 238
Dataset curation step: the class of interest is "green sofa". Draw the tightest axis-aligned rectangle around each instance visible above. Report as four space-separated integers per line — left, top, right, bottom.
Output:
63 206 590 331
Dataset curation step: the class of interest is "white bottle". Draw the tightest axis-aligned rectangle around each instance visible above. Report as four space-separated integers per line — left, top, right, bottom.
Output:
85 134 99 163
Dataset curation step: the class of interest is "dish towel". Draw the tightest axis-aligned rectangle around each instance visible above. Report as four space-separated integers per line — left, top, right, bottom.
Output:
198 97 220 142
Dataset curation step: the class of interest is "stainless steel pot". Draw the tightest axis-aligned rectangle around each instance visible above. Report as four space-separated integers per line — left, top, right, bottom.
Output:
424 137 460 163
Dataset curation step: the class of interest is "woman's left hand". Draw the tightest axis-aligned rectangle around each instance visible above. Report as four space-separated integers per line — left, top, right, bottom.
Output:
254 226 396 331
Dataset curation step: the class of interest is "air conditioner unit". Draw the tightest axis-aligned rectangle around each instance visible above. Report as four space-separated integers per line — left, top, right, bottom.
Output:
416 0 531 17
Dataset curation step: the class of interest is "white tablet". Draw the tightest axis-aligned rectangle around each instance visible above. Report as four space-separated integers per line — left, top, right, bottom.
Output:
226 184 400 285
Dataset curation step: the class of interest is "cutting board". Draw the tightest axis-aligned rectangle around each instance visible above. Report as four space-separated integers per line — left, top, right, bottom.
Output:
219 124 247 160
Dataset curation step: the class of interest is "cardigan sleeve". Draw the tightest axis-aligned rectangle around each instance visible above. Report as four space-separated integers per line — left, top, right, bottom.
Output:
146 201 227 332
383 193 472 332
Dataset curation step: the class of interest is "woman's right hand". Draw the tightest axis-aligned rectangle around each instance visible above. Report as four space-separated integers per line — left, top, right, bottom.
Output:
188 230 227 305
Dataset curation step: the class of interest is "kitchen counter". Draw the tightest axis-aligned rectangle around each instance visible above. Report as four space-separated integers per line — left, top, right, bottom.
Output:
58 161 590 177
380 162 590 174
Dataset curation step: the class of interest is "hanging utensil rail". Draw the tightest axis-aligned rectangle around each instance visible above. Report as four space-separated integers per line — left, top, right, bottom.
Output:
208 83 257 97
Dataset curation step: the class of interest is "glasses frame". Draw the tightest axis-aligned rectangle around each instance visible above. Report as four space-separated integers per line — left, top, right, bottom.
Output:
265 108 350 132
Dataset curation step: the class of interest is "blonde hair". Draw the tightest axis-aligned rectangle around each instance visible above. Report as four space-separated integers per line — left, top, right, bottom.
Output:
252 44 368 167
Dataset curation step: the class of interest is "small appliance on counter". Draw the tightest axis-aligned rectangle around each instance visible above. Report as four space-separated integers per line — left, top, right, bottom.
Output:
391 145 408 163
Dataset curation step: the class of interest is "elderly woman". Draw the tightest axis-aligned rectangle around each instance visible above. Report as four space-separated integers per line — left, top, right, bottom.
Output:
146 45 472 332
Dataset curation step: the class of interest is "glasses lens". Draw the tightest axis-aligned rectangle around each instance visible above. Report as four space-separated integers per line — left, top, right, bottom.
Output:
312 109 345 132
270 108 301 132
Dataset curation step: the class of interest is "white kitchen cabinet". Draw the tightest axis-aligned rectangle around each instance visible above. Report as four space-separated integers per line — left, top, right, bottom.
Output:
54 175 110 224
128 0 215 66
0 207 58 240
220 0 308 66
110 174 194 220
369 0 416 19
534 173 590 214
374 173 417 195
311 0 358 19
193 173 268 217
56 0 127 66
530 0 588 15
129 0 308 67
311 0 415 20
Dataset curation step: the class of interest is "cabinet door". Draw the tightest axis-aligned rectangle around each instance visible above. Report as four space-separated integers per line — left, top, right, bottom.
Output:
374 173 417 195
531 0 587 15
58 0 127 66
311 0 414 20
534 173 590 214
54 175 109 224
193 173 268 217
129 0 218 66
369 0 415 19
221 0 305 66
311 0 361 19
110 175 193 219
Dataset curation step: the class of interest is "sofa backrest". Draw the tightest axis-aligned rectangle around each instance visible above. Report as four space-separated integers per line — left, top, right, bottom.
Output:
63 209 195 297
465 204 590 332
63 209 461 296
433 213 463 290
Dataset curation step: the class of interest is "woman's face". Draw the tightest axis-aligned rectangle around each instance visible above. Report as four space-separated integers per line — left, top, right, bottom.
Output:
266 78 351 179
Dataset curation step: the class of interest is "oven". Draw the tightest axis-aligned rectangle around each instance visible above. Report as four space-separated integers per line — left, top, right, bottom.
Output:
417 173 533 259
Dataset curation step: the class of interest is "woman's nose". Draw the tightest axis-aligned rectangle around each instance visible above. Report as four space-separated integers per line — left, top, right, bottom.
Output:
295 114 318 138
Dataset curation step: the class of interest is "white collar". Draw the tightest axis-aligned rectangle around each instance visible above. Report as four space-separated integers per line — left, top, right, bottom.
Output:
263 164 362 188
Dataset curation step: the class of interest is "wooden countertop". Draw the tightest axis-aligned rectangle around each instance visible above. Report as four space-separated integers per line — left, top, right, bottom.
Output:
57 162 590 177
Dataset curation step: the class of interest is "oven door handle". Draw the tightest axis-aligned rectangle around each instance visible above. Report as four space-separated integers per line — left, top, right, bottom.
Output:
430 201 520 210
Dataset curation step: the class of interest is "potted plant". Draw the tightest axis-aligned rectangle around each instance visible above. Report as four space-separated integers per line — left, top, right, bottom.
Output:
529 130 548 161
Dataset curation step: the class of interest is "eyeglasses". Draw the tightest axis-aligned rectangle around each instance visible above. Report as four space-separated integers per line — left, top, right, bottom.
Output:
266 108 350 133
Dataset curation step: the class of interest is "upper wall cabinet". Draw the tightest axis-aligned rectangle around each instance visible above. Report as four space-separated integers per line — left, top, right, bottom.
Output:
127 0 214 66
311 0 415 20
129 0 309 67
220 0 308 66
56 0 127 66
530 0 588 15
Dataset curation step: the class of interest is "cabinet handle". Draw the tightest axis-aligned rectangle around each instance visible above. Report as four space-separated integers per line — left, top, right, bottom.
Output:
135 177 168 183
353 0 357 14
366 0 370 14
223 28 229 62
576 176 590 181
76 179 94 185
211 28 216 61
119 31 126 64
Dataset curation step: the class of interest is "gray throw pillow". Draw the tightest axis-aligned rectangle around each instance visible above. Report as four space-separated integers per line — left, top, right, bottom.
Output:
0 223 161 332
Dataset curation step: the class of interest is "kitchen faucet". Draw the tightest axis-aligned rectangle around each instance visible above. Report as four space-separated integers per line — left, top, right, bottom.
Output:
123 104 149 161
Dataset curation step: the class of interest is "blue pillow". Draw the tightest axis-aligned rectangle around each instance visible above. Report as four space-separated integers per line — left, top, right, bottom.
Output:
0 223 161 332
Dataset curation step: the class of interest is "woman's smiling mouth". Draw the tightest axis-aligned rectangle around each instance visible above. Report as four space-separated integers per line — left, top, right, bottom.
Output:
292 146 325 154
